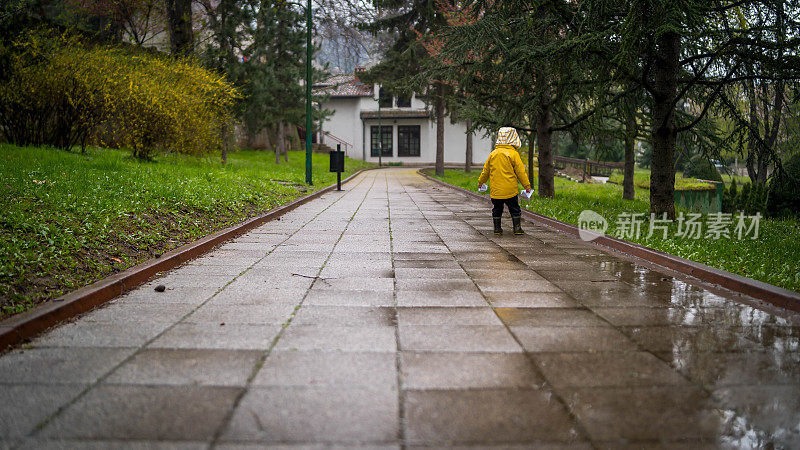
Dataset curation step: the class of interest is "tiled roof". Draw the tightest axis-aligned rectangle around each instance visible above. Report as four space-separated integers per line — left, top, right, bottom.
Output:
360 110 430 119
315 74 373 97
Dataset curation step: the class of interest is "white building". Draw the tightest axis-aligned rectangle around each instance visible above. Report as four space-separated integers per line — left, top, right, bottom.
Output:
315 72 492 166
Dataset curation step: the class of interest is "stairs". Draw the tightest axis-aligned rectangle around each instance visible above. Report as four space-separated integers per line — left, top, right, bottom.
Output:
311 143 334 154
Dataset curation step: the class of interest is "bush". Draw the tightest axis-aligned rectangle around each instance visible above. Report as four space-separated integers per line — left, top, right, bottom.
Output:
767 154 800 218
724 180 769 215
0 29 238 158
722 179 737 213
0 32 104 151
683 154 722 182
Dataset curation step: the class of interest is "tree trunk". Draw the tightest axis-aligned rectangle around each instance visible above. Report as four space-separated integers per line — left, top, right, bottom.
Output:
221 121 230 164
623 107 637 200
746 78 760 183
283 123 289 162
276 122 283 164
165 0 193 57
527 126 535 184
536 99 555 198
650 31 680 218
245 127 256 149
552 130 559 156
465 119 473 173
435 81 445 176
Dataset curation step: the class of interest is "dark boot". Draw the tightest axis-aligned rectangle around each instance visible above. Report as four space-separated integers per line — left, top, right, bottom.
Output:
512 217 524 235
493 217 503 235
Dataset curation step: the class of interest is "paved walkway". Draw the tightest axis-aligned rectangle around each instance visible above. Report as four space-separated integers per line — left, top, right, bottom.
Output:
1 168 799 449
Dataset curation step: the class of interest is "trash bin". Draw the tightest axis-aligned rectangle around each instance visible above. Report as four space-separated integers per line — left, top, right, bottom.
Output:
329 148 344 173
329 145 345 190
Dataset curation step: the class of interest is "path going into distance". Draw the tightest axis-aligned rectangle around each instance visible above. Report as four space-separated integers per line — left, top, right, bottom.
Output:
1 168 798 449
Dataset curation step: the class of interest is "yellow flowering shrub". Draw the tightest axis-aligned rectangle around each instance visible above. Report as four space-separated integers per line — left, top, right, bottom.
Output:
0 29 239 158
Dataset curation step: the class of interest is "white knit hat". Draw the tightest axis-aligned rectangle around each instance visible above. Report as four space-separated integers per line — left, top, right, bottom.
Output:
496 127 521 149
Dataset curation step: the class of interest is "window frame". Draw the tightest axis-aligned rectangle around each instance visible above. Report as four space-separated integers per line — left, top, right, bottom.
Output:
370 125 393 157
397 125 421 157
378 87 393 108
396 93 412 108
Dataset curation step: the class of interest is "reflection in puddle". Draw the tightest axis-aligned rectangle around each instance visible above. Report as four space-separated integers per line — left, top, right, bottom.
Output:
437 192 800 446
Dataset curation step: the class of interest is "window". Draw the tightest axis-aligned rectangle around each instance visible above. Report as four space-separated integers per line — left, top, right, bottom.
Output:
378 87 392 108
398 125 421 157
396 93 411 108
370 126 393 157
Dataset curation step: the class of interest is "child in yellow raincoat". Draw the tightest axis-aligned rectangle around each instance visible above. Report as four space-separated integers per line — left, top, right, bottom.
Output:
477 127 532 235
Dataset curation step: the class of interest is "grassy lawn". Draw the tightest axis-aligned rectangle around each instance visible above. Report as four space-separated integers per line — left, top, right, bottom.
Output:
608 169 716 191
0 144 374 318
429 168 800 293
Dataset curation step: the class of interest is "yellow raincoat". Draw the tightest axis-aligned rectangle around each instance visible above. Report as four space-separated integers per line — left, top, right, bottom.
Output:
478 144 532 199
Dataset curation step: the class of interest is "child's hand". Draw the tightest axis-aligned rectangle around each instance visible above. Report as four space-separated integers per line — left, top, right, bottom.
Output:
525 188 532 194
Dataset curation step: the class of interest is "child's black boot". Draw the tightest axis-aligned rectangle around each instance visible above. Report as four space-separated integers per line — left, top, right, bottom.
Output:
493 217 503 235
512 217 524 235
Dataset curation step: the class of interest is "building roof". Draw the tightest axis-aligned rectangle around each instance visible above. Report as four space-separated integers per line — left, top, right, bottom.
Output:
315 74 373 97
360 110 430 119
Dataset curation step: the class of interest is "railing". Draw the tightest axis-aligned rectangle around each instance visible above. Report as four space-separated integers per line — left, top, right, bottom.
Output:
553 155 624 177
322 132 353 157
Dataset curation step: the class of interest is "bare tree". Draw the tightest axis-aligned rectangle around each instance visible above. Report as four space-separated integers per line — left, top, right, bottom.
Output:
314 0 392 72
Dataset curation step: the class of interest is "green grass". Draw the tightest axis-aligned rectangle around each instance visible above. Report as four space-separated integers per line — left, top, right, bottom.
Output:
720 173 753 185
608 170 716 191
0 144 374 317
430 168 800 292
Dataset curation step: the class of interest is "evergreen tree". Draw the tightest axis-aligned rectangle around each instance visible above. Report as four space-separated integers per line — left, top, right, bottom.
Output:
198 0 250 162
429 1 623 198
431 0 800 214
199 0 324 164
570 0 800 217
361 0 453 175
243 0 307 164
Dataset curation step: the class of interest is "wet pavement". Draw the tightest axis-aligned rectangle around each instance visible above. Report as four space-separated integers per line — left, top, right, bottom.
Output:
1 168 798 449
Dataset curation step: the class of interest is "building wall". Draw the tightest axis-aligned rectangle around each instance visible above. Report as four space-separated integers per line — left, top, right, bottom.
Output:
320 95 494 166
321 97 362 159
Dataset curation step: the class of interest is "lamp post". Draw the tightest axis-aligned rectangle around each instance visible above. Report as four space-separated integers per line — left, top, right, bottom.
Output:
304 0 313 185
374 86 382 167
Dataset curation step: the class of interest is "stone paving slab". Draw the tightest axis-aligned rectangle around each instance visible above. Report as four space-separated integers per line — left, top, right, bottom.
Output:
105 349 261 387
220 386 398 443
40 385 241 440
0 347 135 384
0 385 84 438
1 168 799 448
251 351 397 389
403 389 580 444
19 440 207 449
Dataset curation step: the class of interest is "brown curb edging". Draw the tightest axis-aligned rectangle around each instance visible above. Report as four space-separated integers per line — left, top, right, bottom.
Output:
0 168 374 352
418 169 800 313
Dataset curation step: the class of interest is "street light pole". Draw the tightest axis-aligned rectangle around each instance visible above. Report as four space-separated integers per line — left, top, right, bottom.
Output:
304 0 313 185
374 86 384 167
